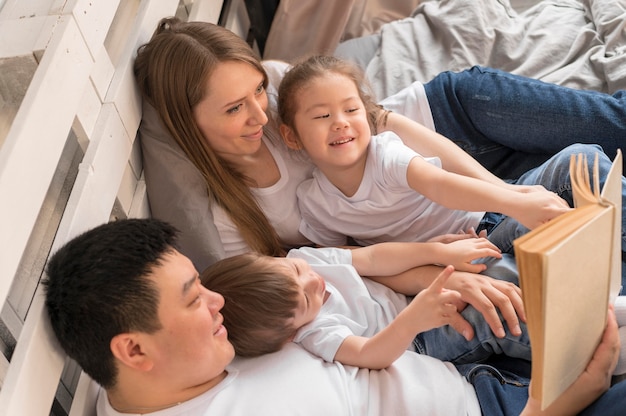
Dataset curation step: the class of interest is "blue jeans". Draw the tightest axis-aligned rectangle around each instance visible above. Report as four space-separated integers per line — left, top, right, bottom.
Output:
414 254 531 364
424 66 626 180
475 143 626 292
456 358 626 415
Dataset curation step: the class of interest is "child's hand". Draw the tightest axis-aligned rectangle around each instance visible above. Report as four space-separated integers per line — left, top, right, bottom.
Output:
438 238 502 273
514 189 571 229
405 266 474 341
427 227 486 244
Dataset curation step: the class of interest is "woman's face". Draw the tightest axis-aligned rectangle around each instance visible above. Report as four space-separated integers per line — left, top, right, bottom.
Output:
193 60 269 164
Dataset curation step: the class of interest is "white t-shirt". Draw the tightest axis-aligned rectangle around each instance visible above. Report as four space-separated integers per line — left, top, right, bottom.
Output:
290 247 412 361
212 60 314 257
97 344 481 416
297 132 484 246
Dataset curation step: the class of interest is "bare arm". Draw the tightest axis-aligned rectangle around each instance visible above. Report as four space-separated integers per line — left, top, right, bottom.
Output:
384 112 507 185
407 156 570 230
384 112 550 196
350 239 502 275
334 267 469 369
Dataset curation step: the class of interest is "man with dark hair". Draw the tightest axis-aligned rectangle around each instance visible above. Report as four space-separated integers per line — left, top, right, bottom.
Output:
44 218 625 415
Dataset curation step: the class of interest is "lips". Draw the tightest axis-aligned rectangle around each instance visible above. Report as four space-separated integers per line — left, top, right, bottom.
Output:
244 128 263 140
213 314 226 336
330 137 354 146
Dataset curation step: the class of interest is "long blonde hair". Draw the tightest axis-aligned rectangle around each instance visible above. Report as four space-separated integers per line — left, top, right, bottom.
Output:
134 17 284 256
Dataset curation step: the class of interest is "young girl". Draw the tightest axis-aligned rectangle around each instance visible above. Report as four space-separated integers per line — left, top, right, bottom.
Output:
277 55 626 288
201 245 529 368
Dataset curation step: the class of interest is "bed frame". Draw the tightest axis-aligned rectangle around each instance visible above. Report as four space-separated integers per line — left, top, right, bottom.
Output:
0 0 255 414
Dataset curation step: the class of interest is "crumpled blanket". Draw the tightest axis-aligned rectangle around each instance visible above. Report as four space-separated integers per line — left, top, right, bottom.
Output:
366 0 626 99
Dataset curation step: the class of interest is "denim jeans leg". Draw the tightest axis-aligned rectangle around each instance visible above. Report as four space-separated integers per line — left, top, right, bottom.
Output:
423 66 626 179
456 362 530 416
512 143 626 291
414 304 531 364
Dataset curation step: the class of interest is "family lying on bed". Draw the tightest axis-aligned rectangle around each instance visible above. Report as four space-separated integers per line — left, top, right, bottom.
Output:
47 17 626 415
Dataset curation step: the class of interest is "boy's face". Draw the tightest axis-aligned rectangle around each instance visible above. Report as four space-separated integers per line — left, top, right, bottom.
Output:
271 257 327 328
285 73 371 172
146 250 235 390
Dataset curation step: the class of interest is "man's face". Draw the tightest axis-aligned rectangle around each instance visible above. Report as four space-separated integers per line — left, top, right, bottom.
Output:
146 250 235 389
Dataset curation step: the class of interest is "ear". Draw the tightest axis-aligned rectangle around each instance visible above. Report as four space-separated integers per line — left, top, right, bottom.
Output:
110 333 154 372
280 124 302 150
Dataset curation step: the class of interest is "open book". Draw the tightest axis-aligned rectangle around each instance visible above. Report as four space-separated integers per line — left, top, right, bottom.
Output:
513 149 622 410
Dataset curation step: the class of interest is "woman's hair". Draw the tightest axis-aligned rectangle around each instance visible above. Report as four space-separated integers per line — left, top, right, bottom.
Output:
200 252 300 357
134 17 284 256
278 55 380 135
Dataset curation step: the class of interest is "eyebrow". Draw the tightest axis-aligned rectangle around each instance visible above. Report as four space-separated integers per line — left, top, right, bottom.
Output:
182 274 199 297
221 80 264 111
302 96 360 114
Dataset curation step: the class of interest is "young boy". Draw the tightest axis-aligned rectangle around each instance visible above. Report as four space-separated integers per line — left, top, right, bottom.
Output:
201 244 529 368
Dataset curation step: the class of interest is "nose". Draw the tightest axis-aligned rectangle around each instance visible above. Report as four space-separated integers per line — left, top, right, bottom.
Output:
248 97 269 126
331 114 348 131
203 286 225 312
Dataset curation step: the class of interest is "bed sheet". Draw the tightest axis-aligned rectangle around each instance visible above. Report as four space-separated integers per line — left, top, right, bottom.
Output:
361 0 626 99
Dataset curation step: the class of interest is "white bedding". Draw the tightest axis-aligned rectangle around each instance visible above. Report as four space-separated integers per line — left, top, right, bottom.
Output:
364 0 626 99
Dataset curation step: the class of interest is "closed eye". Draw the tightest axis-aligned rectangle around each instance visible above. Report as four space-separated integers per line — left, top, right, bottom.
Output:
313 113 330 119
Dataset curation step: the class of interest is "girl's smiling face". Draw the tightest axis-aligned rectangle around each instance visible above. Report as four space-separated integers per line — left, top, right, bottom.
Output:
282 72 372 173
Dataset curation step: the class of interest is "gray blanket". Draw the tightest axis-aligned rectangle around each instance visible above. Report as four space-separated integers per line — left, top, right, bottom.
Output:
365 0 626 99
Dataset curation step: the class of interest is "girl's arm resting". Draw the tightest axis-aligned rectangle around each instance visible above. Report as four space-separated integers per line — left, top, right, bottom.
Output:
351 240 501 276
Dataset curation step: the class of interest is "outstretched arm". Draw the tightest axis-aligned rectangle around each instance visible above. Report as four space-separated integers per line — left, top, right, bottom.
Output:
407 155 570 230
383 112 506 185
350 238 502 275
334 266 467 369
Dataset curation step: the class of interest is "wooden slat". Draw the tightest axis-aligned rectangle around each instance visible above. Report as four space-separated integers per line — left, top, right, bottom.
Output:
0 15 93 310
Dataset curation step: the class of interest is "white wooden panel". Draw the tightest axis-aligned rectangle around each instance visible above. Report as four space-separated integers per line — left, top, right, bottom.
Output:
0 15 93 309
0 289 66 416
0 16 50 58
104 0 180 141
71 0 120 59
68 373 99 416
90 45 115 101
74 81 103 150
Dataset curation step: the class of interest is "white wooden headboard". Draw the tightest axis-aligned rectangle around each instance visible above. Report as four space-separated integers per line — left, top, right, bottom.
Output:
0 0 255 414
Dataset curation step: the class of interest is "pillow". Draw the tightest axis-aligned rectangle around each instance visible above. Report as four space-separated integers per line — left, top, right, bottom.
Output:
139 101 225 271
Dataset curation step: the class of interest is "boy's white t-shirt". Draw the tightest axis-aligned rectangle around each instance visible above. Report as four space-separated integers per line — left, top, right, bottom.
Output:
97 344 480 416
289 247 412 361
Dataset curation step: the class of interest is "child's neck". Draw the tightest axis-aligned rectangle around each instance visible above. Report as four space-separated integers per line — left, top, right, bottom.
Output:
319 157 367 197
